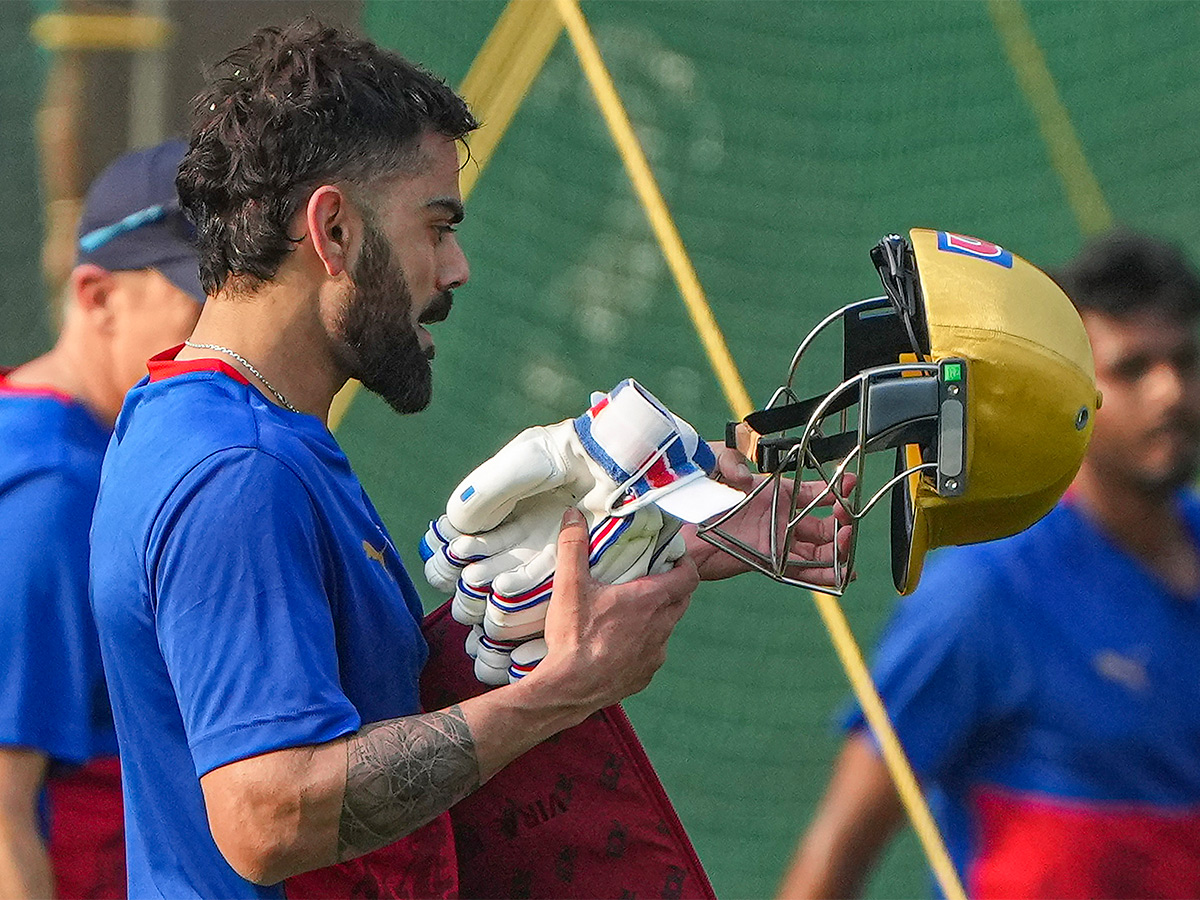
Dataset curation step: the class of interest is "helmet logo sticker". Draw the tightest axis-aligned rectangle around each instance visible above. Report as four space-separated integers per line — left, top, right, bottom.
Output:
936 231 1014 268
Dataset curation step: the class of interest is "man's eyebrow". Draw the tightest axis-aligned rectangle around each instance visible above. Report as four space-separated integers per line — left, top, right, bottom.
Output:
426 197 464 224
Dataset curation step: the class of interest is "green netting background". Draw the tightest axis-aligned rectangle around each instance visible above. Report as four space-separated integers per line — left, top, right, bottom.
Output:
0 2 49 365
3 1 1199 897
353 3 1200 898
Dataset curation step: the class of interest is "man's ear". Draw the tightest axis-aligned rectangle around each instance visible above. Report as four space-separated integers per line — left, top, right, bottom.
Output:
306 185 354 278
70 264 117 332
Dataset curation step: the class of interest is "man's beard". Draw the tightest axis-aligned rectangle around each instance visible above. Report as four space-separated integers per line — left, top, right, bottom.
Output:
1132 426 1200 496
337 224 448 415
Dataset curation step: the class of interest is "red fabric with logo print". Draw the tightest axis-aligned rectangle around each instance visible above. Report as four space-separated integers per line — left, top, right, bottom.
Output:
418 601 716 900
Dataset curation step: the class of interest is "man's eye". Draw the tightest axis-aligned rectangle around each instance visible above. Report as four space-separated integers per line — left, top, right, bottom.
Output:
435 224 457 240
1173 349 1199 375
1111 359 1149 382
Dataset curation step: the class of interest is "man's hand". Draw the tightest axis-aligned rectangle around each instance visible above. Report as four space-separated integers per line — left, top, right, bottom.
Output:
204 509 699 885
685 444 854 584
530 508 699 708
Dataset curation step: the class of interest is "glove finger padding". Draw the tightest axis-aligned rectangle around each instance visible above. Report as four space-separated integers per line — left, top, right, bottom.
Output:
483 505 668 643
503 529 686 685
508 638 548 682
420 516 468 595
474 631 524 686
451 535 554 628
448 488 567 562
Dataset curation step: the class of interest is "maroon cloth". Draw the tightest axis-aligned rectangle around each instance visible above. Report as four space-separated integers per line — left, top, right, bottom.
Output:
46 756 126 899
285 813 458 899
420 601 716 900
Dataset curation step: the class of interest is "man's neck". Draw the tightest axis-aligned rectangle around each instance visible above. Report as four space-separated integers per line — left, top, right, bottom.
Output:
6 331 121 424
179 278 346 423
1072 466 1200 596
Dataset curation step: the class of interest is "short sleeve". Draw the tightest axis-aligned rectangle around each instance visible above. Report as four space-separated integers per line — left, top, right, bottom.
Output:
845 547 1012 782
151 448 360 777
0 471 98 763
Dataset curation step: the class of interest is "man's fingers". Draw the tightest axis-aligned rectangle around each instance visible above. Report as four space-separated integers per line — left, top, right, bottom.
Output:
784 521 854 565
639 551 700 603
786 509 839 545
712 444 755 492
792 472 856 510
551 507 591 600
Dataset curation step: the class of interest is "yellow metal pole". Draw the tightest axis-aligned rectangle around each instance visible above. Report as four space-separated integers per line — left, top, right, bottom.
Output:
551 0 753 421
989 0 1113 236
552 3 967 898
31 12 171 51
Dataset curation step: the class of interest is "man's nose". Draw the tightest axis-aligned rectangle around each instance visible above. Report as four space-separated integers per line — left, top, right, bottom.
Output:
1146 360 1189 407
438 237 469 291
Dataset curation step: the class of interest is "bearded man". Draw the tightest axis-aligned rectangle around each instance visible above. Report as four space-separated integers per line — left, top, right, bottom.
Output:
89 21 846 900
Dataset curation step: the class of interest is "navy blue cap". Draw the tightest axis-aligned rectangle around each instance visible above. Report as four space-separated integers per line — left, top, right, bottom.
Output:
76 138 205 303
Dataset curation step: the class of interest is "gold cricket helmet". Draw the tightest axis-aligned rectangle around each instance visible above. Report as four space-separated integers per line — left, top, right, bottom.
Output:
699 228 1100 595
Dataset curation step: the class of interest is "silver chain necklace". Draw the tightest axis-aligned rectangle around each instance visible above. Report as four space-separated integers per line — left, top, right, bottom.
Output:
183 340 299 413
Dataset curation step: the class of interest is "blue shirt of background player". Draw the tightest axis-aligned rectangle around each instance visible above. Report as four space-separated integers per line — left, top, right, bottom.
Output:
0 376 116 769
90 352 430 899
846 496 1200 895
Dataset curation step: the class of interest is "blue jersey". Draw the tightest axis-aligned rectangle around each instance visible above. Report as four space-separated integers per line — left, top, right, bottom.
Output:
90 351 436 899
0 373 114 763
851 496 1200 898
0 372 128 897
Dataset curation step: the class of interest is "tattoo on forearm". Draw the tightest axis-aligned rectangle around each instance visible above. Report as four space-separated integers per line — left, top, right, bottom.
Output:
338 705 479 860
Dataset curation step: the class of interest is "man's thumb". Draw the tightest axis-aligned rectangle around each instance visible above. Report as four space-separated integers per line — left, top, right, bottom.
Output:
554 507 589 589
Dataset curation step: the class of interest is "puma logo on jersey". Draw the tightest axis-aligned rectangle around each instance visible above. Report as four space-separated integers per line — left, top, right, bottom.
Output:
362 539 386 566
1093 650 1149 693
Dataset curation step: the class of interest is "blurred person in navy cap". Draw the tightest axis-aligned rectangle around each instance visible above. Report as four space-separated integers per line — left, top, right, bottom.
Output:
0 139 203 899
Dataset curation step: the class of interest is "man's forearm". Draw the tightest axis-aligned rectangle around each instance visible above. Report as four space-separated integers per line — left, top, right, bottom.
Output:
336 673 593 862
0 749 53 899
337 705 478 860
0 815 54 900
206 676 592 884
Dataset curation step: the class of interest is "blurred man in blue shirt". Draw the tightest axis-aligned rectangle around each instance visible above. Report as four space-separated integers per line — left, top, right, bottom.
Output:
779 230 1200 900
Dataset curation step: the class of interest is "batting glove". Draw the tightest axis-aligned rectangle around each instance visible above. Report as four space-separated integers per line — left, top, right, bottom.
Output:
420 379 741 684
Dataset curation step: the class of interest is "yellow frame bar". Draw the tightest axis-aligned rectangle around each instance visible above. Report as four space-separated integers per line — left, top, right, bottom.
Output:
32 13 171 51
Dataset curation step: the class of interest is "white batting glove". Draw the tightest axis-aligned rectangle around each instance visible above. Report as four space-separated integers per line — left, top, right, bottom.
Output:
445 379 745 532
421 379 741 685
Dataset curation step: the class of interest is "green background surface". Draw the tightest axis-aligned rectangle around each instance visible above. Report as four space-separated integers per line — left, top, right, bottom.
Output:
357 4 1200 897
5 2 1200 896
0 1 49 366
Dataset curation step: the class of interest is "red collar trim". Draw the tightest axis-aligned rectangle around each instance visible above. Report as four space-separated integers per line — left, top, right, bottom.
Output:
146 344 251 386
0 368 77 405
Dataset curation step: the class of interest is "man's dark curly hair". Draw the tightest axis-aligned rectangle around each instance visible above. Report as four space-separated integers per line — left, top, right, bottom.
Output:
1054 229 1200 322
177 19 478 295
